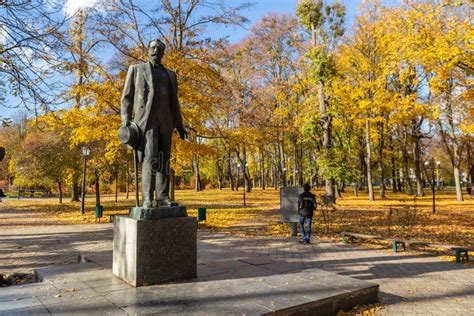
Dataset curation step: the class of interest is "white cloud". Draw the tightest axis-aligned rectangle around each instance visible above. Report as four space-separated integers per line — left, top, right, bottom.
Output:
64 0 101 17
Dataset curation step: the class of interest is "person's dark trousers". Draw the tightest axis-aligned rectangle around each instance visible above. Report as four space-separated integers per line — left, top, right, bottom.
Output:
299 215 313 241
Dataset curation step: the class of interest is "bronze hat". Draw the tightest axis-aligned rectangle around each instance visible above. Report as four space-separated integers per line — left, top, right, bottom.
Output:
118 122 141 149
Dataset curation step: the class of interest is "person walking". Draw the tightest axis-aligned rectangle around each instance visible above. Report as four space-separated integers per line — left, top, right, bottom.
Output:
298 183 317 244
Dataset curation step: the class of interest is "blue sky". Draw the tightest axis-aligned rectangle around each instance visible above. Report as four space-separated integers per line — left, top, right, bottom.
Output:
1 0 368 119
205 0 362 43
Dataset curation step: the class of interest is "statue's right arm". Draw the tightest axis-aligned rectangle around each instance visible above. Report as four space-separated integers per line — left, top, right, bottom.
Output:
121 65 136 124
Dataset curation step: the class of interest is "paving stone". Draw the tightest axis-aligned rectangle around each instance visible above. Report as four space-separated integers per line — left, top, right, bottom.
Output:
45 296 127 315
0 305 50 315
121 297 188 314
37 287 98 305
0 297 43 312
102 287 159 307
0 283 58 302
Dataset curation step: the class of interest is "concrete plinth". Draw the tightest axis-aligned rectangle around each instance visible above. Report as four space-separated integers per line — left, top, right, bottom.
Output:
112 215 197 287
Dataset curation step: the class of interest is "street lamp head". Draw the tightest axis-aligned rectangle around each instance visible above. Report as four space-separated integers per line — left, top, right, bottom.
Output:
424 161 429 166
82 146 90 158
436 161 441 167
237 163 241 168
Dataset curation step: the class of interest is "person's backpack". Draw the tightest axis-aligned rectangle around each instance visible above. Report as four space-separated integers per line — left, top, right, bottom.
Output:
302 196 316 211
299 195 316 217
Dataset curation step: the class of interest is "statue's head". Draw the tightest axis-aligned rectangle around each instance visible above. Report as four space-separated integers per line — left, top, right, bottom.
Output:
148 39 166 64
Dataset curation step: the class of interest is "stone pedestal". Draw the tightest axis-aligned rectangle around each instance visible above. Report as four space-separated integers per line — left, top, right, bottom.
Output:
112 213 197 287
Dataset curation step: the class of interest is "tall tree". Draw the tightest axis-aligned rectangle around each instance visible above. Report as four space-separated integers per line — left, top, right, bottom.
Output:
296 0 345 201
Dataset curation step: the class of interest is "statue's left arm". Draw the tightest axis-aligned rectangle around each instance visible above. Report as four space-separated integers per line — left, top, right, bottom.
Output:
172 71 187 139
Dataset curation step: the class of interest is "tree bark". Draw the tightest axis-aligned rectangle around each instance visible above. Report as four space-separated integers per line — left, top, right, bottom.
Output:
366 117 375 201
320 82 335 201
413 133 424 197
170 168 175 201
401 129 414 194
58 181 62 204
260 148 265 190
377 121 385 198
95 171 100 206
227 150 235 191
453 144 463 202
71 179 80 202
192 154 202 191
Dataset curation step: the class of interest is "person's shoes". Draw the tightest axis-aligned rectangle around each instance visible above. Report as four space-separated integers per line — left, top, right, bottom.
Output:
299 238 306 244
305 239 311 244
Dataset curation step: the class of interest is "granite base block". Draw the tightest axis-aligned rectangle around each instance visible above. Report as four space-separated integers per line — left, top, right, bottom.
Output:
112 215 197 287
128 205 187 220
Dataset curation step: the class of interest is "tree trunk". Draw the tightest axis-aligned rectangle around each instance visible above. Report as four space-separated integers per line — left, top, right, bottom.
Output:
377 121 385 198
95 172 100 206
292 136 299 187
192 154 202 191
58 181 62 204
366 117 375 201
278 134 286 187
71 179 80 202
170 168 175 201
216 160 222 190
391 156 398 193
453 145 463 202
401 131 414 194
227 150 235 191
260 148 265 190
319 82 335 201
389 136 398 193
413 137 424 197
335 182 342 199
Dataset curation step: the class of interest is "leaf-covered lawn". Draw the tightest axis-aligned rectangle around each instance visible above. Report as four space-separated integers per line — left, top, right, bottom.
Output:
1 188 472 248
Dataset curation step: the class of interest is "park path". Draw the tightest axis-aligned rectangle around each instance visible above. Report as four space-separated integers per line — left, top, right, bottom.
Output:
0 223 473 315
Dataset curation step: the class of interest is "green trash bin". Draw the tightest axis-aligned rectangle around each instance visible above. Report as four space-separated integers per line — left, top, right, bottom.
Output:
95 205 103 218
197 207 206 222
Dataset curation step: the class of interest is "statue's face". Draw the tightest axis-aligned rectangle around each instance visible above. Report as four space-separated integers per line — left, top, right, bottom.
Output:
148 40 164 64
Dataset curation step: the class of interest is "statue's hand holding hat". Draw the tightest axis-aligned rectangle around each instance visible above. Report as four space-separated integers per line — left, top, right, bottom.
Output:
118 121 141 149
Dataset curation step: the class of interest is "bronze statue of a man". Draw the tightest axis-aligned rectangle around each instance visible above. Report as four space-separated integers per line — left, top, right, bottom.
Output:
120 39 187 208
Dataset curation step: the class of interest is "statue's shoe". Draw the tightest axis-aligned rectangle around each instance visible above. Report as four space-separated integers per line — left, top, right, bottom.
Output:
155 198 177 207
142 199 153 208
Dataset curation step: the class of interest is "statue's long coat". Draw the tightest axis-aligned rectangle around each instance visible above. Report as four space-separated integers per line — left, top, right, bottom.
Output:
120 62 184 161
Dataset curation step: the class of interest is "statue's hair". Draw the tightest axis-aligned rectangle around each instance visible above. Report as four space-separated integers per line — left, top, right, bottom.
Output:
148 39 166 50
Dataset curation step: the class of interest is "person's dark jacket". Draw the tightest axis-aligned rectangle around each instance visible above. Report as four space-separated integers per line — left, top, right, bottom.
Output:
298 191 317 218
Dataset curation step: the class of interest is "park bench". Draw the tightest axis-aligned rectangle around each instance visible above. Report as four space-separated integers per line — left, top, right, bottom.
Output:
388 240 469 262
341 232 383 243
342 232 470 263
388 239 430 253
429 244 470 263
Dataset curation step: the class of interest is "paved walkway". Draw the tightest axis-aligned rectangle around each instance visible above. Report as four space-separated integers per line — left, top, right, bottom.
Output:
1 224 473 315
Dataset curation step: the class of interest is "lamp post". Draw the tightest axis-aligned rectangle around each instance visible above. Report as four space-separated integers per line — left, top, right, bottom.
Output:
424 158 436 214
80 146 90 214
